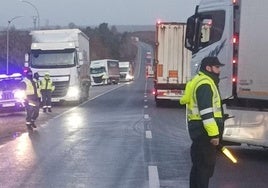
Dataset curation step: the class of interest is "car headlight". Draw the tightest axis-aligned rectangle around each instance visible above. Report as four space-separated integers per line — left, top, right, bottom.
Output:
66 86 80 98
13 89 26 100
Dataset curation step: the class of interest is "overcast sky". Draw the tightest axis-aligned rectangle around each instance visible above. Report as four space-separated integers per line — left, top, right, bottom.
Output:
1 0 199 29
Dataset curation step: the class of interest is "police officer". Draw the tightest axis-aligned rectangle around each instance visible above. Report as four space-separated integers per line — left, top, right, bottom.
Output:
21 69 40 131
40 72 55 112
180 56 224 188
33 72 41 102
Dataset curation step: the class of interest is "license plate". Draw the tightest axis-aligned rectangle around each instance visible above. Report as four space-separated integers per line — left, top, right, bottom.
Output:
2 102 15 107
51 98 60 102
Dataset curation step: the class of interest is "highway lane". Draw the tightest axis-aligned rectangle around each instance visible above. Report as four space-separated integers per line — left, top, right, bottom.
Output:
0 83 125 145
0 70 149 188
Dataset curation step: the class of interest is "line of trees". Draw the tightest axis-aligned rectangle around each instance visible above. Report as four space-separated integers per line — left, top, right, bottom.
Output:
0 23 154 74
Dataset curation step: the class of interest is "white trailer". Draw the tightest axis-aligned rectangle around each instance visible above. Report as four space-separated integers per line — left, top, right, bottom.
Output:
185 0 268 147
154 22 192 106
24 29 90 103
90 59 120 86
119 61 134 82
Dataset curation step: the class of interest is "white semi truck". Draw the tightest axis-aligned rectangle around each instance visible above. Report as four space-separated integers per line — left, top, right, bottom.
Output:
185 0 268 147
90 59 120 86
154 22 192 106
119 61 134 82
24 29 91 103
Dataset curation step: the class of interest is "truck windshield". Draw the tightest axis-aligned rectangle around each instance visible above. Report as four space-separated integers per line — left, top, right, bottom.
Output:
90 67 106 74
31 49 76 68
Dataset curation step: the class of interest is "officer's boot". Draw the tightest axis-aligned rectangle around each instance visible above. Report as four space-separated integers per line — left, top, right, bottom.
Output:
43 108 47 113
26 122 33 131
48 108 52 112
31 120 37 128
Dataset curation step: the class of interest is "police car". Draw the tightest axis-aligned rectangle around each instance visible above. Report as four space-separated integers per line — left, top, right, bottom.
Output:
0 73 26 111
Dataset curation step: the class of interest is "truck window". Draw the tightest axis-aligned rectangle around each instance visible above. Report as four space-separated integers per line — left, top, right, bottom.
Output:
198 10 225 49
200 19 212 43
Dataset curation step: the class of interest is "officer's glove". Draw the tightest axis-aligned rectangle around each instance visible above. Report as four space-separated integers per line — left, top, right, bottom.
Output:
223 114 235 121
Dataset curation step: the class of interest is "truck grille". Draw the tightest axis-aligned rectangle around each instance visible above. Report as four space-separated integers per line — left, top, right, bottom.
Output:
120 74 126 79
93 76 103 84
52 81 69 97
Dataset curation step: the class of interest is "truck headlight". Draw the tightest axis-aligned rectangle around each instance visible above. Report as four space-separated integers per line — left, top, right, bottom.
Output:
13 89 26 100
66 86 80 98
126 74 134 80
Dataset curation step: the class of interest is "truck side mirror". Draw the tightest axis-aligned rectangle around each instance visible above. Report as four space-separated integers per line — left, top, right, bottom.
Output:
24 53 29 67
185 15 197 51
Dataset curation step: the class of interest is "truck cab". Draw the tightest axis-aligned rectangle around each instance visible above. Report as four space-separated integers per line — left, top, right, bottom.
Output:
90 59 120 86
119 61 134 82
25 29 91 103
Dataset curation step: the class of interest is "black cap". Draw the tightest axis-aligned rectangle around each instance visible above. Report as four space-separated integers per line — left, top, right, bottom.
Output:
33 72 39 79
200 56 224 70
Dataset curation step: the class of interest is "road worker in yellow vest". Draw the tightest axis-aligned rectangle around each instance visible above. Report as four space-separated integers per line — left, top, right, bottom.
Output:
180 56 224 188
21 69 40 131
40 72 55 112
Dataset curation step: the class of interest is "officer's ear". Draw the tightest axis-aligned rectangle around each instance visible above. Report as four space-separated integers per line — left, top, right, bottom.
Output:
205 65 212 72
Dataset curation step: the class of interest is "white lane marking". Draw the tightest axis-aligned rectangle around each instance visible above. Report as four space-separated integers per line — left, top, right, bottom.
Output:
146 130 152 139
144 99 148 102
144 105 148 108
148 166 160 188
144 95 147 98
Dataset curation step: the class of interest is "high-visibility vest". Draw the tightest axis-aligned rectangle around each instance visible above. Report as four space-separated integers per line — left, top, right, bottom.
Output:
180 72 223 136
22 78 35 96
40 78 55 91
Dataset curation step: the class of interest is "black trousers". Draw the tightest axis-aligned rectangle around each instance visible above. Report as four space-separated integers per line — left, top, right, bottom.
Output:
41 90 52 109
190 138 217 188
25 102 40 124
